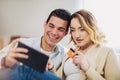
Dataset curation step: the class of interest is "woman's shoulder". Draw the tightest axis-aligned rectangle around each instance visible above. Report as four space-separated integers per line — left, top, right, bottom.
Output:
97 44 113 51
97 44 115 55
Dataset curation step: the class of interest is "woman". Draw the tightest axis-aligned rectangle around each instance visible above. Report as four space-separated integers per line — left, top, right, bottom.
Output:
56 9 120 80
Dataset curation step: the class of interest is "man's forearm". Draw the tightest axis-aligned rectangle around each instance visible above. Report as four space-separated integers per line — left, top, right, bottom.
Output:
0 45 10 69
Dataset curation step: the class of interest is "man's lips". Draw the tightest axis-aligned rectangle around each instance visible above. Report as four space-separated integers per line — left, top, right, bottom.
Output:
49 36 58 42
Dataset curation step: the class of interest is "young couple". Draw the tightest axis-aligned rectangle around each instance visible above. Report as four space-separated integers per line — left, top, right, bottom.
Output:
0 8 120 80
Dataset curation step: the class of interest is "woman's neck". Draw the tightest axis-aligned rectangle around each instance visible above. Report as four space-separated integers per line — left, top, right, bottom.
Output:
79 42 94 54
41 36 55 52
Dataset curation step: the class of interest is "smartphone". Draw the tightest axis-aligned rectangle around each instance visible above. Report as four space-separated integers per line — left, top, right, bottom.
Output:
16 42 49 73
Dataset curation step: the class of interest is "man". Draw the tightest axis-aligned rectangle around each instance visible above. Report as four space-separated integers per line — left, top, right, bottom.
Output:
0 8 71 80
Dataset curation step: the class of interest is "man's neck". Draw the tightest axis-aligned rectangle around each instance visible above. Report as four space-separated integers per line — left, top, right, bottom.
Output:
41 36 55 52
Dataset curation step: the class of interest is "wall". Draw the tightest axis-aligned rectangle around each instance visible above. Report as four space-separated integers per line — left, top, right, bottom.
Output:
0 39 3 50
0 0 82 47
83 0 120 49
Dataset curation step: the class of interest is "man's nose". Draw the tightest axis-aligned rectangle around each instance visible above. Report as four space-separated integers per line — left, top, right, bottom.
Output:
52 28 58 34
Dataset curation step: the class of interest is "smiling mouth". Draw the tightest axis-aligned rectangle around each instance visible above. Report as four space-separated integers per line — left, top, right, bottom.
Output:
49 35 59 42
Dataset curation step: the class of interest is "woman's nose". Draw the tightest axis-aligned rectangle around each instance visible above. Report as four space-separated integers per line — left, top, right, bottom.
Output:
75 31 80 37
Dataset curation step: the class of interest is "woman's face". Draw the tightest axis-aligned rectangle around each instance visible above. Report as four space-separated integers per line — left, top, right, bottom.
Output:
70 18 92 48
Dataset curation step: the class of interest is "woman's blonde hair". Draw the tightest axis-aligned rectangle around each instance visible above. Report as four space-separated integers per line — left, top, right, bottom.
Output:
69 9 106 46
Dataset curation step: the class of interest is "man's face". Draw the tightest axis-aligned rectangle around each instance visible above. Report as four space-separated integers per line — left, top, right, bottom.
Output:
44 16 68 47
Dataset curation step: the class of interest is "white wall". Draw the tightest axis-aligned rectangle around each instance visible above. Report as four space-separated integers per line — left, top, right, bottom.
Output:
0 0 82 46
1 0 120 50
83 0 120 49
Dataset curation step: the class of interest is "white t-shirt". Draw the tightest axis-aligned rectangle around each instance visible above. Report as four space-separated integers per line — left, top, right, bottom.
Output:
64 58 81 80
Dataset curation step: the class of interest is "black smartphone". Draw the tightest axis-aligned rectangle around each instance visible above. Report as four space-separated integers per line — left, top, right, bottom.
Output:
16 42 49 73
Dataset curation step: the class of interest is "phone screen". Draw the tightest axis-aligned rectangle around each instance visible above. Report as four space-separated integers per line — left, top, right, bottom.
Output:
16 42 49 73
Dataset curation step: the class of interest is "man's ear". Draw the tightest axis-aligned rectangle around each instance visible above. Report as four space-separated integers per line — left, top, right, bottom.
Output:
44 22 47 28
65 31 68 36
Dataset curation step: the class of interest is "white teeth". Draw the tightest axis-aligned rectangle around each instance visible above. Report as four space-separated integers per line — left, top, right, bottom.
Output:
48 33 59 42
50 35 59 39
49 36 58 41
50 36 56 39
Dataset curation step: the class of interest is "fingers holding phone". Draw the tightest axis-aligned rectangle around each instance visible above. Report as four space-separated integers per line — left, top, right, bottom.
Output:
4 39 29 68
46 59 54 71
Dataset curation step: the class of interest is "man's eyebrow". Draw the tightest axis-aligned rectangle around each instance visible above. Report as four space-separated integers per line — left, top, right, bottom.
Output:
49 23 54 26
49 23 66 30
60 27 65 29
59 27 66 31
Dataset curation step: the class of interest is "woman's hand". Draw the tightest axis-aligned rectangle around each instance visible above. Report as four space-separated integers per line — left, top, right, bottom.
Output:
73 51 89 72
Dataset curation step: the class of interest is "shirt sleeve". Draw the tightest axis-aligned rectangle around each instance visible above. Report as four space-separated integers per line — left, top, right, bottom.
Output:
86 67 105 80
0 45 11 69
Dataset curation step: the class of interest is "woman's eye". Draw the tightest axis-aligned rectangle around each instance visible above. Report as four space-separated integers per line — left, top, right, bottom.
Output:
80 28 85 31
70 29 75 32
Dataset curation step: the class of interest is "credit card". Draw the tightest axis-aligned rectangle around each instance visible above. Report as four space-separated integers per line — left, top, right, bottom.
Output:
67 48 75 58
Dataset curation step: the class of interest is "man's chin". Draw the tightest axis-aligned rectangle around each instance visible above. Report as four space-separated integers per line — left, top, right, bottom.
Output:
48 42 56 47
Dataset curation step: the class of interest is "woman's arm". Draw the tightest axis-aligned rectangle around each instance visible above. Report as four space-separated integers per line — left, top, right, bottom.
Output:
104 49 120 80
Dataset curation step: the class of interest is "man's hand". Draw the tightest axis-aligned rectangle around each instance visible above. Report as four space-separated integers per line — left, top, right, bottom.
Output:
46 59 54 71
3 39 29 68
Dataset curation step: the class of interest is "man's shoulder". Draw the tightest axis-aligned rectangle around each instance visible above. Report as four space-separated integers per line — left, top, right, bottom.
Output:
20 37 40 42
20 37 41 46
57 43 68 54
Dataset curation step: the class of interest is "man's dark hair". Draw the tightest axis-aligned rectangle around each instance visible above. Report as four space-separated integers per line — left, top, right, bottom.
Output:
46 9 71 31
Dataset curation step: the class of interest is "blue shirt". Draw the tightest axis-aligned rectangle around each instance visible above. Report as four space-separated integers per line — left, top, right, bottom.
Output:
0 36 68 70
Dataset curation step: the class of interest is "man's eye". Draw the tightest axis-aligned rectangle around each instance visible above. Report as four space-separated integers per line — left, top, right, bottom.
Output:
59 28 65 32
